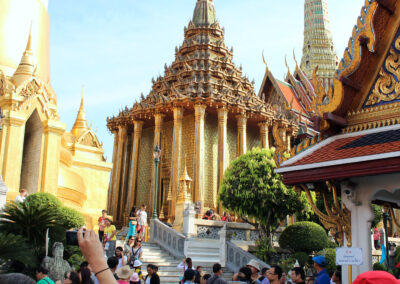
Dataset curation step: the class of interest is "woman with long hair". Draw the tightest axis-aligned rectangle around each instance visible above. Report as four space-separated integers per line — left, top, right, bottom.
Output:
128 237 143 267
126 206 137 241
63 271 80 284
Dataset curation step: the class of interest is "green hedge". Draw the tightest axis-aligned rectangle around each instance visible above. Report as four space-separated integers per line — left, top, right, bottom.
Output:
59 206 85 229
279 221 328 253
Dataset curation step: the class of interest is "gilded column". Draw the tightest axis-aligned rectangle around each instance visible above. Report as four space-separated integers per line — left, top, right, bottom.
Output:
170 107 183 222
193 104 206 206
258 121 270 149
236 114 247 156
41 120 66 196
127 121 143 212
111 125 127 219
108 130 119 211
217 107 228 196
287 132 292 152
150 113 164 216
117 129 129 221
1 115 27 195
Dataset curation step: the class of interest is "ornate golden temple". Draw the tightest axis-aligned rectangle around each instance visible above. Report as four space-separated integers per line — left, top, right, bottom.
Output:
0 0 112 228
106 0 314 225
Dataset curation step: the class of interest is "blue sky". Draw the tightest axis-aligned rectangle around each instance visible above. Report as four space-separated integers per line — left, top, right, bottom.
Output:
48 0 364 160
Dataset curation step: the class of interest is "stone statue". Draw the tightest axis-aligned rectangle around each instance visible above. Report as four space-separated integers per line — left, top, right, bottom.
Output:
42 242 71 282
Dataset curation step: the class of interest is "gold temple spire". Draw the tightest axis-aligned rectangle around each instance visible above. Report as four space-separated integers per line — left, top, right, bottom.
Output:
193 0 216 27
71 87 89 138
12 24 36 87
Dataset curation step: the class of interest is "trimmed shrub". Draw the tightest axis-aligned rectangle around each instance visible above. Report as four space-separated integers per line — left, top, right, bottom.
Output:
279 221 328 253
292 252 310 267
59 206 85 229
25 192 62 210
326 240 338 248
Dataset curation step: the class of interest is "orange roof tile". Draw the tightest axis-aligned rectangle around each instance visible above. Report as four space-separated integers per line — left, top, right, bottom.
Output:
277 81 304 113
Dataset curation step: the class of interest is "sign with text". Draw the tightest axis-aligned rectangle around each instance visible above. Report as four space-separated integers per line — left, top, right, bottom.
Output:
336 247 363 266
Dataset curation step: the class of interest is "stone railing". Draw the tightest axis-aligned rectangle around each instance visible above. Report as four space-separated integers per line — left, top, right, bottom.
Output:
226 240 270 272
194 219 260 241
150 218 185 259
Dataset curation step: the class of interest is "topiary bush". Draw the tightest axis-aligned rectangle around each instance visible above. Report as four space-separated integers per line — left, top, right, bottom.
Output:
59 206 85 229
326 240 338 248
279 221 328 253
316 248 336 275
25 192 62 210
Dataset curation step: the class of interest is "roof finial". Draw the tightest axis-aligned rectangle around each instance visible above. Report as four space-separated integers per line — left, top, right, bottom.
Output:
284 55 290 73
193 0 216 27
71 85 89 137
293 49 299 68
12 22 36 87
262 50 269 73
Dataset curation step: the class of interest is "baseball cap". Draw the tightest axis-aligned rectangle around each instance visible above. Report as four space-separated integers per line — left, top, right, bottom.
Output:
312 255 327 266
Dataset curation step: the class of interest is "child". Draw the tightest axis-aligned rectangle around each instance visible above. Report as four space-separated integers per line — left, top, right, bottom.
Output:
130 260 144 283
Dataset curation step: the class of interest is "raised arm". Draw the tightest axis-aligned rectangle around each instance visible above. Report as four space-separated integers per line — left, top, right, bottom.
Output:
78 228 117 284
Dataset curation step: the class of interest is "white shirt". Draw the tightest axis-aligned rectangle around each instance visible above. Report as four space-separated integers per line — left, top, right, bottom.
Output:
138 210 148 226
15 195 25 203
145 276 151 284
117 255 127 270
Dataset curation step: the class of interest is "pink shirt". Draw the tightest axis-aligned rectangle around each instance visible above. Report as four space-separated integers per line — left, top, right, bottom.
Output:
117 281 130 284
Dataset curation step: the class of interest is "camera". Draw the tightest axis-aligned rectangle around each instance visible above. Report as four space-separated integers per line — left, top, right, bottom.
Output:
66 230 84 246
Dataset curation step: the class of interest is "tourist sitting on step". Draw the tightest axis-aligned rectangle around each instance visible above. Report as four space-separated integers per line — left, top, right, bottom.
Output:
128 237 143 267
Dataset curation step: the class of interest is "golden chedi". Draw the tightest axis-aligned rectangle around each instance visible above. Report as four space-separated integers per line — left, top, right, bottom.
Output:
107 0 299 226
0 0 112 229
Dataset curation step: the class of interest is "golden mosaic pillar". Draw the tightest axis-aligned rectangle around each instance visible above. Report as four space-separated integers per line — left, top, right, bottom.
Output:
111 125 127 218
236 114 247 156
150 113 164 216
117 129 129 221
127 121 143 212
170 107 183 222
193 104 206 205
217 107 228 212
108 130 119 212
259 121 270 149
41 120 66 196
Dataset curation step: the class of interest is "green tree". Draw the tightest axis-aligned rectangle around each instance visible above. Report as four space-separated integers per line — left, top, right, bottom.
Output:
59 206 85 229
371 204 383 228
218 147 309 240
279 221 328 253
0 201 63 256
0 232 35 267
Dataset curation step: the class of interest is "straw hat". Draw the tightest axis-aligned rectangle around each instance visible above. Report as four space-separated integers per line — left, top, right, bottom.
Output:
116 265 134 280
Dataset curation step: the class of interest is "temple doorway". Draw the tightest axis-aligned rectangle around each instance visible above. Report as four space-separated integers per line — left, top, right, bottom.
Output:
20 110 43 194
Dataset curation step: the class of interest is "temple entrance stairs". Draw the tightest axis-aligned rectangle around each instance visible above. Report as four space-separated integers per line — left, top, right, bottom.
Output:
116 239 233 283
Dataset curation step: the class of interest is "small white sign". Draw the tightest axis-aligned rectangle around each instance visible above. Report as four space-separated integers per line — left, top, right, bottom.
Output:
336 247 363 266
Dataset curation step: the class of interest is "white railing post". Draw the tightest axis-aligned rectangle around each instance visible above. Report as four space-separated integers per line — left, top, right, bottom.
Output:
182 203 196 238
218 223 228 267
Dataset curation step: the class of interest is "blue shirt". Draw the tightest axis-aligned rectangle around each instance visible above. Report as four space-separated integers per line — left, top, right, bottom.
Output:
315 269 330 284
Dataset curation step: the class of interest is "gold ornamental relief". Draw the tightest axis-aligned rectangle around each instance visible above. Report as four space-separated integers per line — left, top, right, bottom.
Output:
365 35 400 107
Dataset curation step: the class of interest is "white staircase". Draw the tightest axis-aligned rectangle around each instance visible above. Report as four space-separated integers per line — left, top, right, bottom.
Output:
140 242 234 283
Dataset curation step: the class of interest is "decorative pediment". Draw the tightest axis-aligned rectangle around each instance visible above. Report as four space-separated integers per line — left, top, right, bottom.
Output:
77 130 102 148
363 28 400 108
336 0 378 79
